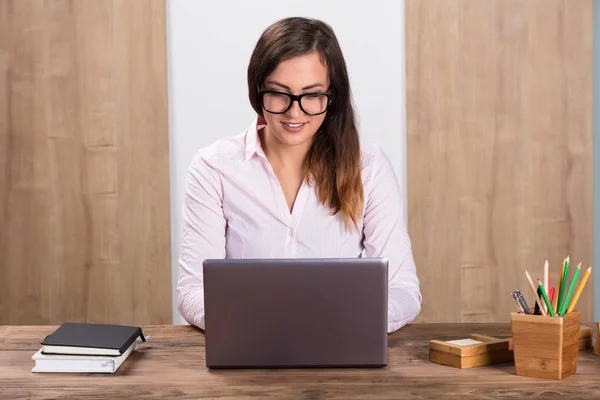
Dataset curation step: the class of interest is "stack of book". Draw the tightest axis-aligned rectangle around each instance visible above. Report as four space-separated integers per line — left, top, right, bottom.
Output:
31 322 146 374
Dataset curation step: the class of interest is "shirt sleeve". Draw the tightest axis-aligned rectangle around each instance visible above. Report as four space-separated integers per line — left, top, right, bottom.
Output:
177 150 226 330
362 145 422 333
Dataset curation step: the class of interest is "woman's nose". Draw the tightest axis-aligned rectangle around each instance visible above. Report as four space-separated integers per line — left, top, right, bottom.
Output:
286 99 303 118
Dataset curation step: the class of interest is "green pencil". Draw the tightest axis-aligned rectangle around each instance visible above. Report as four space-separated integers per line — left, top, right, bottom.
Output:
558 256 570 313
560 262 581 316
537 279 555 317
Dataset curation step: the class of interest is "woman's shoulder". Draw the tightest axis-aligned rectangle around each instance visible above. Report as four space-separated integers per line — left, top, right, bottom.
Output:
359 142 391 173
191 118 262 167
358 141 401 194
188 122 256 173
193 132 246 162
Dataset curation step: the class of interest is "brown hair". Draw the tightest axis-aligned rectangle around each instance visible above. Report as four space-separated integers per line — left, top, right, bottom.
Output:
247 17 363 232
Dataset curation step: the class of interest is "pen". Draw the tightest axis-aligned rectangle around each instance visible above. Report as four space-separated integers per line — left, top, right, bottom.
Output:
511 291 524 313
511 289 530 314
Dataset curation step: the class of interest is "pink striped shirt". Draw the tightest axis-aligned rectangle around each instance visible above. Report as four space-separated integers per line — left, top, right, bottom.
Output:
177 117 422 333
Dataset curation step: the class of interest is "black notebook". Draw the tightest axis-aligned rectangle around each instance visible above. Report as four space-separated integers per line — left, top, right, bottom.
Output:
41 322 146 356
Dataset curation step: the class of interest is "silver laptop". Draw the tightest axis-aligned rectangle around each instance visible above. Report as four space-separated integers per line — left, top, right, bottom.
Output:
202 257 388 368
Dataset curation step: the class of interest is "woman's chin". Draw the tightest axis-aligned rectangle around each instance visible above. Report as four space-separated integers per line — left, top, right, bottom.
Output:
274 130 316 147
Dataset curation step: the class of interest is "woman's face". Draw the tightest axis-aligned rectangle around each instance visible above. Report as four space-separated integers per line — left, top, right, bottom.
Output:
260 52 330 149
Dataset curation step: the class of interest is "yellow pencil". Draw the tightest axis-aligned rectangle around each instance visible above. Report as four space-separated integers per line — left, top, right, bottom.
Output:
566 266 592 314
553 258 566 314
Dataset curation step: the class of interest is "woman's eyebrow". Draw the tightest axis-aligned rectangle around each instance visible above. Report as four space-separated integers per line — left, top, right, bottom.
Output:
265 80 325 91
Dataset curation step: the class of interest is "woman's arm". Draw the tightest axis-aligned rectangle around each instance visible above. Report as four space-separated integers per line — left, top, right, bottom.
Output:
177 150 226 330
362 145 422 333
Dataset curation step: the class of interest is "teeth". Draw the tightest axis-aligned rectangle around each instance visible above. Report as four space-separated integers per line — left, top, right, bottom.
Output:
285 123 303 127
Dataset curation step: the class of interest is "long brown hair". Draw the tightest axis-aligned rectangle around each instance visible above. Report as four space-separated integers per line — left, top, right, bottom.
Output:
247 17 363 232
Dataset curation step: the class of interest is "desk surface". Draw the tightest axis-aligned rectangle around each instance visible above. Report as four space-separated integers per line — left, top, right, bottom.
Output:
2 323 600 399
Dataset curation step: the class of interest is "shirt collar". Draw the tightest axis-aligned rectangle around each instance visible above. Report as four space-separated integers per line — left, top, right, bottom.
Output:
244 115 268 161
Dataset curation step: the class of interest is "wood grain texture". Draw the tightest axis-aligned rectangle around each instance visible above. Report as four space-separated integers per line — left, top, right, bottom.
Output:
406 0 593 323
2 324 600 399
0 0 171 325
511 311 580 379
595 322 600 356
429 334 514 369
577 325 593 350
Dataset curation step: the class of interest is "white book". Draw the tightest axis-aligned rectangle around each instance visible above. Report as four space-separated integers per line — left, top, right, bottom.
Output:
31 341 136 373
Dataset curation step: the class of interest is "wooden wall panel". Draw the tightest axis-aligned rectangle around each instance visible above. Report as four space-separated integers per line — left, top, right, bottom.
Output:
0 0 171 325
406 0 593 322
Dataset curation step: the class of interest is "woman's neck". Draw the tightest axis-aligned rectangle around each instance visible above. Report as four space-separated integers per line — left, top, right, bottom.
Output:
260 126 312 172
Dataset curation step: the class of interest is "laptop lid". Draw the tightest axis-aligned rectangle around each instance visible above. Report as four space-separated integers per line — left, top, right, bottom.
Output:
202 257 388 368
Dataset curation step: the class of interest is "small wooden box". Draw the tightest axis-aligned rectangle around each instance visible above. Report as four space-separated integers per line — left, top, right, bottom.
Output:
429 334 513 369
594 322 600 356
580 325 593 351
510 310 580 380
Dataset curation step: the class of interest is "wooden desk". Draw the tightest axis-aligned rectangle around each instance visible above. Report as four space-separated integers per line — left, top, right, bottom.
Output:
2 324 600 399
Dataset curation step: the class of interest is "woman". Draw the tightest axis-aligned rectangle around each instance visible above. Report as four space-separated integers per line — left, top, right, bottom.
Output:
177 17 421 333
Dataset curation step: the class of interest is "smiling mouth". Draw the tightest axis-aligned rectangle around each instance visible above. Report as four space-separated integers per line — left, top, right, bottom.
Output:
282 122 305 128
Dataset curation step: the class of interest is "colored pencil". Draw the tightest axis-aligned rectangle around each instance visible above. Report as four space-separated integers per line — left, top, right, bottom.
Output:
537 279 555 317
525 270 547 316
566 266 592 314
542 260 549 314
543 260 549 298
558 256 570 314
553 258 565 314
560 262 581 315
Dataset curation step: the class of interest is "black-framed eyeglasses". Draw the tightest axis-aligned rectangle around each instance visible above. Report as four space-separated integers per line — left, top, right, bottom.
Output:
258 89 332 116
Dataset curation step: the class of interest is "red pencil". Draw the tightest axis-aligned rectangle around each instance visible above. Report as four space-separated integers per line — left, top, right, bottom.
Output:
549 287 555 303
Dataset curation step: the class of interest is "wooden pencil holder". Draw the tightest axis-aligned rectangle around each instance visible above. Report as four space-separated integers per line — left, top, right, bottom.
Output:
510 310 580 380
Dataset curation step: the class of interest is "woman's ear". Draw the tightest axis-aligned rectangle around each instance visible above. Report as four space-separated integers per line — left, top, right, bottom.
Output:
257 114 268 130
